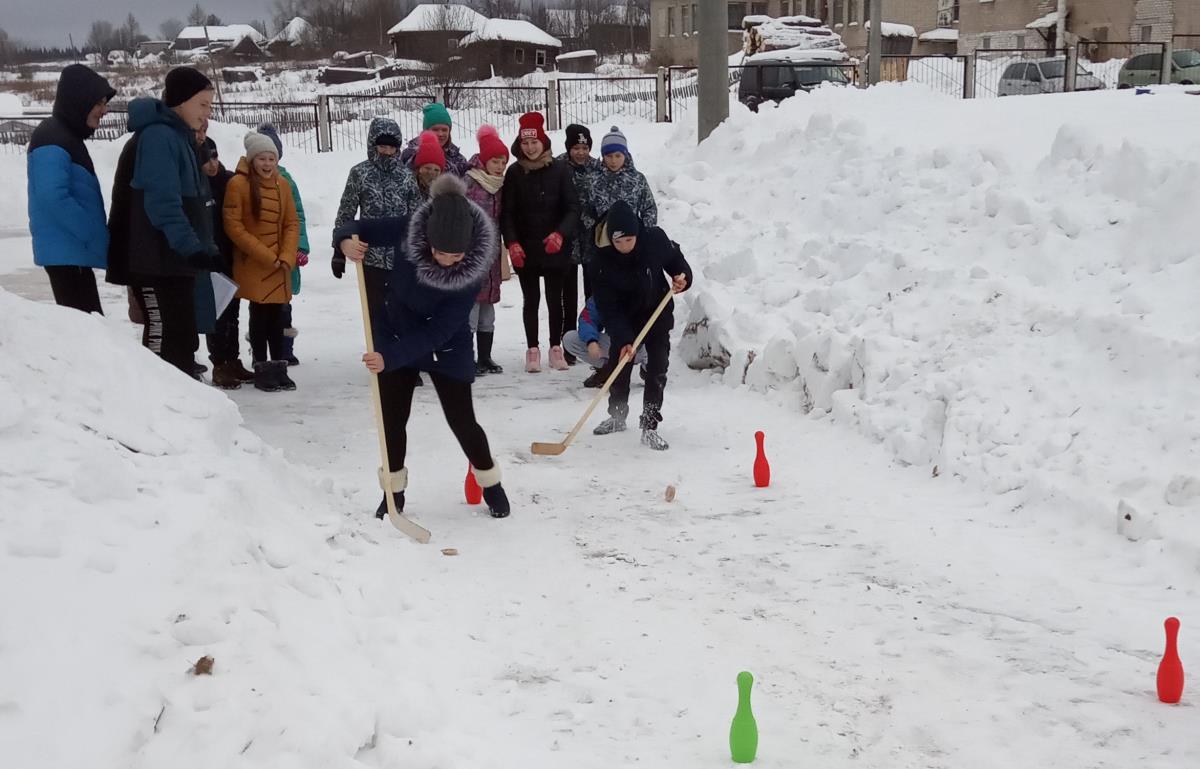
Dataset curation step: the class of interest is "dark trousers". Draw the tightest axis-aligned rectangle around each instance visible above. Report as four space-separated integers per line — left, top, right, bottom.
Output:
582 262 593 300
517 268 566 348
45 266 102 314
608 321 670 428
562 263 578 337
382 369 495 472
206 296 241 364
248 302 286 362
134 278 198 377
364 264 416 467
280 303 295 358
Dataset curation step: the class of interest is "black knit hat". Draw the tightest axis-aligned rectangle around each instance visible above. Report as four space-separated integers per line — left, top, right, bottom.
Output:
606 201 640 241
565 123 592 150
198 137 218 165
163 67 213 108
426 175 475 253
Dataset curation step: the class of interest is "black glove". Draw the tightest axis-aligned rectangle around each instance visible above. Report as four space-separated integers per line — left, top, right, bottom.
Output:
332 249 346 279
186 248 219 271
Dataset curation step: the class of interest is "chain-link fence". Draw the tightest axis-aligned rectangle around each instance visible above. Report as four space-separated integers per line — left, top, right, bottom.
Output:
1076 41 1166 89
212 102 321 153
557 76 659 127
444 86 547 145
973 49 1073 98
881 55 968 98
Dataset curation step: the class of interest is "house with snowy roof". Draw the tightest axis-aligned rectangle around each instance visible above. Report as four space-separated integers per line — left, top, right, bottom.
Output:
387 3 488 64
172 24 266 53
267 17 321 56
459 19 562 78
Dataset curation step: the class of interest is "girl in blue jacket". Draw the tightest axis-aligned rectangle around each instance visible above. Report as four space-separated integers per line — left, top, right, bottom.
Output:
26 64 115 313
334 174 512 520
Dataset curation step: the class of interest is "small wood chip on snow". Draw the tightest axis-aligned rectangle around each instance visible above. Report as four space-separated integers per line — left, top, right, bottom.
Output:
664 485 676 502
441 548 459 556
191 655 214 676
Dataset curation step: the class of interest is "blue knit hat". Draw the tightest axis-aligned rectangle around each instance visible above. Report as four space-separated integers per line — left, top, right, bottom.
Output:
600 125 628 157
257 124 283 159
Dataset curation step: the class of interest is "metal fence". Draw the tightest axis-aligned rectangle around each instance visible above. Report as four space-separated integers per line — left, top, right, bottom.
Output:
212 102 321 153
557 76 659 127
444 85 547 144
881 55 968 98
972 48 1068 98
1076 41 1166 89
326 93 434 153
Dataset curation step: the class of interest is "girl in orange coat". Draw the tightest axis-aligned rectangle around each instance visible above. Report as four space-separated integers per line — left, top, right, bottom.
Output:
223 132 300 392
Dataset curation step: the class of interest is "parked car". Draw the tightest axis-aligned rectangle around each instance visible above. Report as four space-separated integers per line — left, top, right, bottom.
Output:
997 58 1104 96
1117 49 1200 88
738 55 852 111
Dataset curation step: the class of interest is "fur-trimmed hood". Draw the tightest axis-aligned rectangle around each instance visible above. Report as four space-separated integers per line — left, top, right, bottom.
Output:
405 174 497 292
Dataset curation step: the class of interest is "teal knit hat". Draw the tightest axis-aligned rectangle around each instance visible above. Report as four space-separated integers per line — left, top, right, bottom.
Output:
423 102 452 130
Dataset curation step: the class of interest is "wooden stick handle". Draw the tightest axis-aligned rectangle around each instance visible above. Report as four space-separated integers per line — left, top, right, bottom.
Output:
559 289 675 449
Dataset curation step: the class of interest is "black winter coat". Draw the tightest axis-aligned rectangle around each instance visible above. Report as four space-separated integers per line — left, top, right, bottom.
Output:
206 164 235 275
591 224 694 351
500 155 579 274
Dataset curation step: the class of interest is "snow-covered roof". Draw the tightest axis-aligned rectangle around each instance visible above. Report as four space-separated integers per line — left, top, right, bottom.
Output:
388 4 486 34
745 48 850 64
743 15 772 27
1027 11 1061 30
177 25 265 43
270 17 317 46
556 49 597 61
919 27 959 42
597 4 650 25
865 21 917 38
460 19 561 48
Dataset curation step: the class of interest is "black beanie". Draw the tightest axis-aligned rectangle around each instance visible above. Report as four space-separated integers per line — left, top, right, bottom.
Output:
198 137 218 165
606 201 640 241
426 175 475 253
164 67 213 108
565 123 592 150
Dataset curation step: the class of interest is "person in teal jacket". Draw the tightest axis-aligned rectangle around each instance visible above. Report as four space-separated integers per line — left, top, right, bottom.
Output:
26 64 116 313
257 124 308 366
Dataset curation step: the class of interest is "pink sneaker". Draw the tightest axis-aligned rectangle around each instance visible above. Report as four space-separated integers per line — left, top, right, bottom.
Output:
548 345 569 371
525 347 541 373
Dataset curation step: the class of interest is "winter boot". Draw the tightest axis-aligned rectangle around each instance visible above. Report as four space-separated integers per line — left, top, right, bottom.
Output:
593 401 629 435
254 361 281 392
474 465 510 519
525 347 541 373
639 404 669 451
276 361 297 391
476 332 503 374
211 362 242 390
563 349 577 366
548 345 569 371
583 359 617 388
231 359 256 382
375 467 408 520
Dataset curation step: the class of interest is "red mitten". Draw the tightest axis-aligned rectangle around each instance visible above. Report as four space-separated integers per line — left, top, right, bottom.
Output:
543 232 563 255
508 243 526 269
296 251 309 267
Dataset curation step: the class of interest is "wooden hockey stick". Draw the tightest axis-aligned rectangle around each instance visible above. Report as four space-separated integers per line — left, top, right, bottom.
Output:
531 289 674 457
353 236 432 543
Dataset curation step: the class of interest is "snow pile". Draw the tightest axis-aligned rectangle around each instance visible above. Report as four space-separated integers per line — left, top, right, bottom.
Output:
864 20 918 38
270 16 319 47
0 91 24 114
0 289 414 767
743 15 846 57
657 87 1200 560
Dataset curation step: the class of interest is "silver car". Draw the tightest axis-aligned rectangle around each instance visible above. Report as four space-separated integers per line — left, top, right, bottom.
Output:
997 57 1105 96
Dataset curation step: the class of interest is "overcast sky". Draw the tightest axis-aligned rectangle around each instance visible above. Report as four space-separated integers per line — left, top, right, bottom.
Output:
5 0 275 47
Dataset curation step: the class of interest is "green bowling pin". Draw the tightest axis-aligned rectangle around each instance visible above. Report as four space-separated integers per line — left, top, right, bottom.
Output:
729 671 758 763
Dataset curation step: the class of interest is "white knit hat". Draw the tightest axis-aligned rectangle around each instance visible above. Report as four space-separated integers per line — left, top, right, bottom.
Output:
243 131 278 160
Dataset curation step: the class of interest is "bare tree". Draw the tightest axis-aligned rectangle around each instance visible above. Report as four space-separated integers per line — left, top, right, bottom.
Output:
121 13 143 50
87 20 118 54
187 4 208 26
159 17 185 40
0 27 15 66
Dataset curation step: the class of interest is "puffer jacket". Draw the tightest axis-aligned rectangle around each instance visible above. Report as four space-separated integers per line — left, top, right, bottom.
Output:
500 152 579 274
27 64 116 269
223 157 300 304
582 158 658 236
556 152 602 265
464 158 504 305
333 117 424 269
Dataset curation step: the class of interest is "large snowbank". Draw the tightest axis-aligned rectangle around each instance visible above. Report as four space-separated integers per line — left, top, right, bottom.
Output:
659 86 1200 561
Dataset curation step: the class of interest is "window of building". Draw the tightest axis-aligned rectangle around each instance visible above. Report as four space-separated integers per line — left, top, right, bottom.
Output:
681 5 690 35
447 37 459 49
980 35 991 50
833 0 843 26
515 47 525 63
952 0 960 22
669 6 676 35
862 0 869 24
751 2 769 16
849 0 858 24
728 2 746 31
1141 25 1153 43
660 8 668 36
535 49 546 66
780 0 790 16
692 4 698 32
1014 34 1025 49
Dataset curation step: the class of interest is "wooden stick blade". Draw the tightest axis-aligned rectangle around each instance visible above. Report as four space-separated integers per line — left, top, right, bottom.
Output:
388 510 432 543
530 441 567 456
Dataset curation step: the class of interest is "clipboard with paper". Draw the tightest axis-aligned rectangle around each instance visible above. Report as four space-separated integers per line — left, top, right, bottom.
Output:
210 272 239 316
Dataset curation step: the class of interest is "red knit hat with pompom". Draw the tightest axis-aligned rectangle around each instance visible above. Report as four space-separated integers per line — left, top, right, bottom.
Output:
414 130 446 169
515 111 550 153
477 124 509 166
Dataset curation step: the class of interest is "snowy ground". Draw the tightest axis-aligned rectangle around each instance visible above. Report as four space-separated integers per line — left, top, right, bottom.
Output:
1 86 1198 767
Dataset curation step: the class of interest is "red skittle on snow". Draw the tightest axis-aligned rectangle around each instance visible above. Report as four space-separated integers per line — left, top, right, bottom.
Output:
753 431 770 488
464 464 483 505
1158 616 1184 704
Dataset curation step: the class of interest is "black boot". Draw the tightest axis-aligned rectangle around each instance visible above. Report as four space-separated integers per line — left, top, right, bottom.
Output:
477 331 503 374
276 361 297 391
375 467 408 520
375 490 406 520
583 359 616 388
639 404 669 451
482 484 510 518
254 361 281 392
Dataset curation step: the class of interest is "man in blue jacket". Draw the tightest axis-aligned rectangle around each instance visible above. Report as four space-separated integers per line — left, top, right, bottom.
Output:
27 64 116 313
106 67 219 377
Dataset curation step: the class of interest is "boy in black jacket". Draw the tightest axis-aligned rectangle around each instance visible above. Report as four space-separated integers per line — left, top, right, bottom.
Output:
590 201 693 450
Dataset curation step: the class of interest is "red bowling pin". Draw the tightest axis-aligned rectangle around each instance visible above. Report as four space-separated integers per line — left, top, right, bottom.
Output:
464 464 483 505
1157 616 1184 704
753 431 770 488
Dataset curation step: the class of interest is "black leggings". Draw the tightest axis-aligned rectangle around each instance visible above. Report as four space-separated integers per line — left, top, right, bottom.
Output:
45 266 102 314
248 302 286 362
517 268 566 348
562 263 578 337
381 369 495 472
